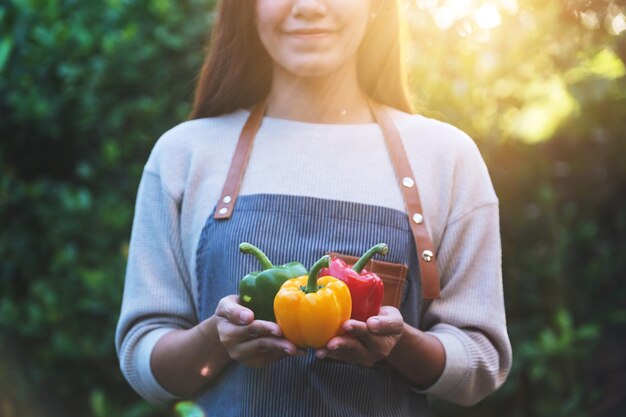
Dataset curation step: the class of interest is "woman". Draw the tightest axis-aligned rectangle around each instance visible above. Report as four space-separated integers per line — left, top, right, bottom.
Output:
115 0 512 415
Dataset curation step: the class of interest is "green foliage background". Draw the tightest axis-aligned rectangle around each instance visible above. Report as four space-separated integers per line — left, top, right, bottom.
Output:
1 0 624 416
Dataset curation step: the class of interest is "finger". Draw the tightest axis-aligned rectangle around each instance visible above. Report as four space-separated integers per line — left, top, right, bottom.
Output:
315 348 328 359
325 335 364 353
232 336 300 362
216 295 254 324
244 320 284 338
325 339 374 366
219 320 283 346
366 312 404 335
254 345 305 366
342 320 368 336
241 348 290 368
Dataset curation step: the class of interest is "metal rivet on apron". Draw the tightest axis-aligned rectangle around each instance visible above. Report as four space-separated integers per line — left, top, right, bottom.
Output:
218 207 228 215
422 250 434 262
222 195 232 204
402 177 415 188
412 213 424 224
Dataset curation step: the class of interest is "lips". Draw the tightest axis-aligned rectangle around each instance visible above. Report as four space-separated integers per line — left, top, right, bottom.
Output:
285 28 336 37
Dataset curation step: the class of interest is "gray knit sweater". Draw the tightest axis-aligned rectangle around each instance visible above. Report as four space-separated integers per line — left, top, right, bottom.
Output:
115 107 512 407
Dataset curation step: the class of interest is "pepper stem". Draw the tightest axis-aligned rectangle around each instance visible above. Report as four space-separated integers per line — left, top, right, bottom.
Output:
239 242 274 270
352 243 388 273
305 255 331 293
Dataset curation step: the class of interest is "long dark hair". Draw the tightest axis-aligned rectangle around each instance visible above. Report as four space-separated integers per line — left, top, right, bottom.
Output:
189 0 413 119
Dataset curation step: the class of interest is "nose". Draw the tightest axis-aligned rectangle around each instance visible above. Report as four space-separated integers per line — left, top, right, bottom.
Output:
291 0 327 19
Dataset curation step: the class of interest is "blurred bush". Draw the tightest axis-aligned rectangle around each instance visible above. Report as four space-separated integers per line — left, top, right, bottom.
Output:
1 0 215 415
407 1 626 416
1 0 625 416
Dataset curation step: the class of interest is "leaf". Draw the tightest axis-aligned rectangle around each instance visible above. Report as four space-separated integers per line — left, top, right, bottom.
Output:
174 401 205 417
0 37 13 72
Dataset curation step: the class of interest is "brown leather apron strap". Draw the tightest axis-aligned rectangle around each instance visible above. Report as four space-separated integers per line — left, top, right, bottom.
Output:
369 100 441 299
214 99 441 299
214 101 267 220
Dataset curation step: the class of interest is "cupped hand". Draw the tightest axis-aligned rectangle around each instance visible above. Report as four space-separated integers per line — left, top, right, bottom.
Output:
214 295 304 367
315 306 404 367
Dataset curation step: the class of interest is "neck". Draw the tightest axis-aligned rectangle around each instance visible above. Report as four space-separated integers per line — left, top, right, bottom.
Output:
265 62 373 124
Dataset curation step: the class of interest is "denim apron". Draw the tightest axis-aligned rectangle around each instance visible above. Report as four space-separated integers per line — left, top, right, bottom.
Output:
195 196 433 417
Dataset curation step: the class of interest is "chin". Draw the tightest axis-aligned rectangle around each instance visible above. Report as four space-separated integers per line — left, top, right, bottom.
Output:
285 60 344 78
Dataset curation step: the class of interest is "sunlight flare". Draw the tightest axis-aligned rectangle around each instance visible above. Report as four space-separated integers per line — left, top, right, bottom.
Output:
474 4 502 29
433 6 456 30
610 13 626 35
419 1 513 32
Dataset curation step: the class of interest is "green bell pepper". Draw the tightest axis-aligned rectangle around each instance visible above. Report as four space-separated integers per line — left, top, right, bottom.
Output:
238 242 308 322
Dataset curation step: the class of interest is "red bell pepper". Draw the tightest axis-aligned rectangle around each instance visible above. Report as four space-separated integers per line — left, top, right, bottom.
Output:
320 243 387 322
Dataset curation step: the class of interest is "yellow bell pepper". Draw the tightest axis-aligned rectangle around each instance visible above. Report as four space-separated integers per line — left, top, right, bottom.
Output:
274 255 352 349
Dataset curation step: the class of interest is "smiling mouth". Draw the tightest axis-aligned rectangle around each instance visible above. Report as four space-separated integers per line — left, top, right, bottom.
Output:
285 29 336 38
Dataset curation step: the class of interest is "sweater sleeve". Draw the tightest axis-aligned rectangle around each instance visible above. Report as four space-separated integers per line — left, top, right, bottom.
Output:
115 169 196 403
417 203 512 406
